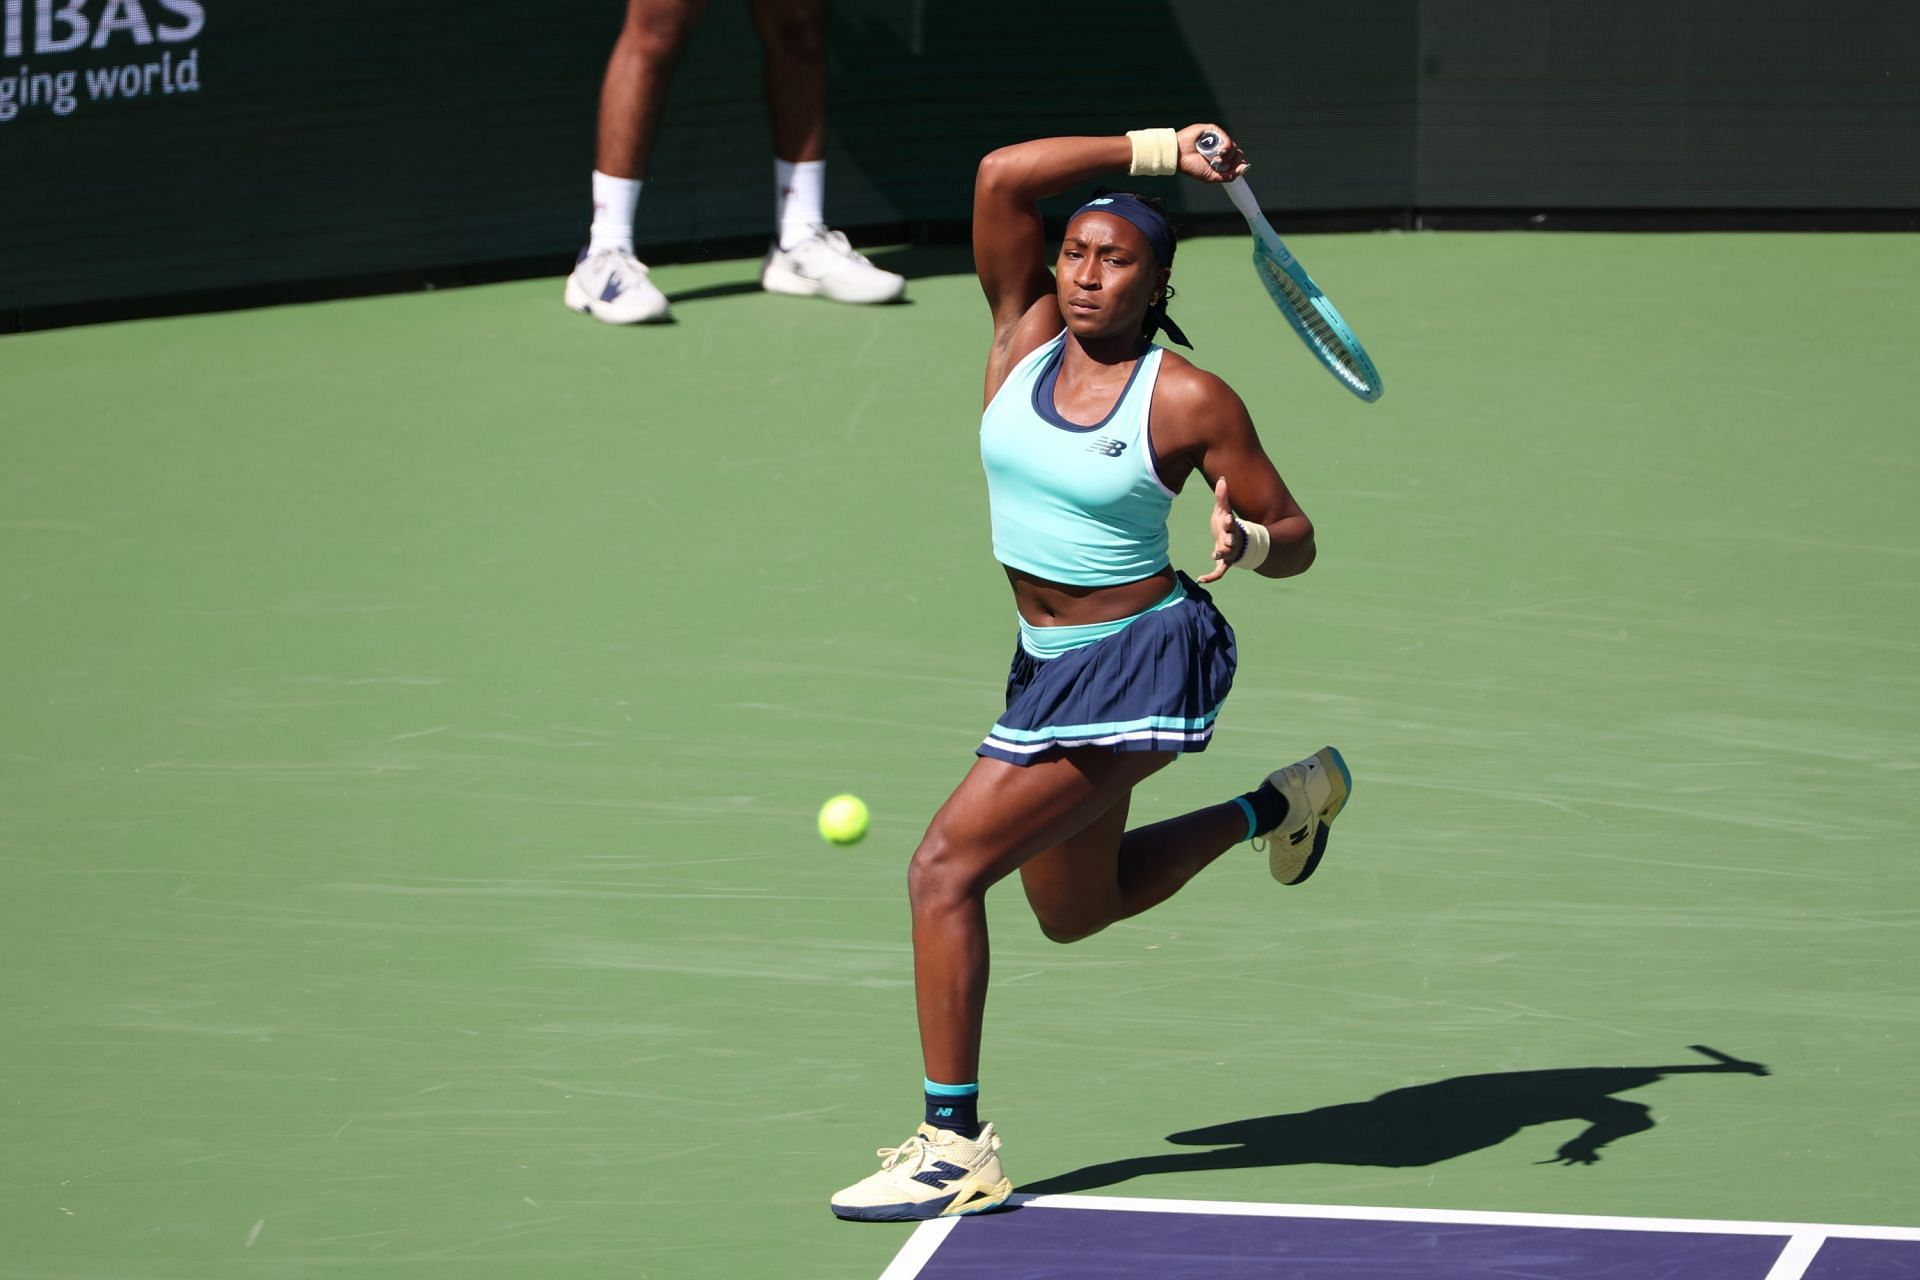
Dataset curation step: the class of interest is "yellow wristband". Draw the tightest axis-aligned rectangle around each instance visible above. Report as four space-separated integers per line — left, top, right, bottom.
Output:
1126 128 1179 178
1232 519 1272 572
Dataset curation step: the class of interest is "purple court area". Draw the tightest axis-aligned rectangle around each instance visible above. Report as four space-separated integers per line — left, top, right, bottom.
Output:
885 1199 1920 1280
1805 1240 1920 1279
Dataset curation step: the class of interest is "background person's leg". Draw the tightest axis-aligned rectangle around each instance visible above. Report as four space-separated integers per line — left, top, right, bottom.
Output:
596 0 709 181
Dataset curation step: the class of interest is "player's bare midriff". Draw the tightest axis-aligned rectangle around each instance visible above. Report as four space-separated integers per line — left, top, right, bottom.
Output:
1006 564 1180 629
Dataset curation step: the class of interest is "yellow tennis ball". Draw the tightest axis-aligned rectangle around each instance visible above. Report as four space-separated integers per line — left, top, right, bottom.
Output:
817 793 870 846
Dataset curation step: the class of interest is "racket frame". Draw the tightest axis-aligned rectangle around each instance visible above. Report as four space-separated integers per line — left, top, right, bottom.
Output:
1200 139 1384 403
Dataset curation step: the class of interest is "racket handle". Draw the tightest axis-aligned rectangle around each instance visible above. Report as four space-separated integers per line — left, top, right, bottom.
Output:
1219 176 1267 227
1195 131 1268 226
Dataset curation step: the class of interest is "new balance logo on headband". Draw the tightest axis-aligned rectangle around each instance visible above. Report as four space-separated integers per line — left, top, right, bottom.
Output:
1087 437 1127 457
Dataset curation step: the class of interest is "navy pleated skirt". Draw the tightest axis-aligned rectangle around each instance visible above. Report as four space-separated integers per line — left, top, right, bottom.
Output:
977 572 1238 766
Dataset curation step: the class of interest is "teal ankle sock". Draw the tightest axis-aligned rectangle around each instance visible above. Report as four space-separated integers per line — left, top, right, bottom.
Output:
923 1078 980 1138
1233 782 1288 840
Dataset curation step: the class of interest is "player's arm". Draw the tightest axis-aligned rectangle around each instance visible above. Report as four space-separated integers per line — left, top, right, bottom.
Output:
1541 1098 1653 1167
972 137 1123 393
971 129 1248 324
1154 363 1314 582
972 130 1246 402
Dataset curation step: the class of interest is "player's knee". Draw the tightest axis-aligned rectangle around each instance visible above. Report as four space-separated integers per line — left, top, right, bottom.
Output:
1029 889 1118 943
1033 908 1101 945
906 830 989 915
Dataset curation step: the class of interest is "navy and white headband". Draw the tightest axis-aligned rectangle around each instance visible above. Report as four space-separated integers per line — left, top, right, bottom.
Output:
1072 193 1176 267
1068 193 1192 348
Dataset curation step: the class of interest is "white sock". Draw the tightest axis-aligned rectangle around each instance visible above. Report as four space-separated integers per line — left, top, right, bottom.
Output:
775 159 826 249
589 170 643 254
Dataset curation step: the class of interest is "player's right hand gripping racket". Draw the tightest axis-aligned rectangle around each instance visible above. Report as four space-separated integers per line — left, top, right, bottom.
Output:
1197 131 1383 403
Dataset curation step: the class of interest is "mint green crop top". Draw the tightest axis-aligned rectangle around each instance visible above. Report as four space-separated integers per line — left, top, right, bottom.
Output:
979 333 1176 587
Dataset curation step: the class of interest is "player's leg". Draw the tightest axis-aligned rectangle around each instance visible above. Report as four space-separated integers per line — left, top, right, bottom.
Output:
829 749 1163 1222
911 748 1174 1084
565 0 705 323
751 0 904 303
1018 789 1249 944
1021 744 1358 937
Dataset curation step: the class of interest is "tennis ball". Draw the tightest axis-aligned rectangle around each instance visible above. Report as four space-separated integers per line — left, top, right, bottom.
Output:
817 793 870 846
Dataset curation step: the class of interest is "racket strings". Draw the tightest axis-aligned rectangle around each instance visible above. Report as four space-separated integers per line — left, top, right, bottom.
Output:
1257 255 1372 393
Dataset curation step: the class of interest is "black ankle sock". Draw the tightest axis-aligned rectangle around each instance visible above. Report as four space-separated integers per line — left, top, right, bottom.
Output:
1236 781 1290 839
924 1081 981 1139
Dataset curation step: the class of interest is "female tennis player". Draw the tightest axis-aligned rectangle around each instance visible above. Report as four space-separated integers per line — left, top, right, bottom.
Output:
829 125 1353 1222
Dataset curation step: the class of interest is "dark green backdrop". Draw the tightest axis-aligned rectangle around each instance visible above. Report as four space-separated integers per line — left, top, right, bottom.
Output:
3 0 1917 314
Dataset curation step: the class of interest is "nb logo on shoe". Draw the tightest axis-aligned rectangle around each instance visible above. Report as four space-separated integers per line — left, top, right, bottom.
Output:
1087 437 1126 457
912 1160 971 1190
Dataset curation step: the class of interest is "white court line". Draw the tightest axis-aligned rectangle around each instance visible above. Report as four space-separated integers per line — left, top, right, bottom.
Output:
1763 1233 1828 1280
1011 1193 1920 1241
876 1216 961 1280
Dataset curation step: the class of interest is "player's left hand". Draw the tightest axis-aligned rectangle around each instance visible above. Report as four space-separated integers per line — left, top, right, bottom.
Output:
1196 476 1242 584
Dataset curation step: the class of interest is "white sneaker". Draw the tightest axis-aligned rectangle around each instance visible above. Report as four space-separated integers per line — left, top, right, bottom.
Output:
563 246 671 324
761 226 906 304
1257 746 1352 885
830 1122 1012 1222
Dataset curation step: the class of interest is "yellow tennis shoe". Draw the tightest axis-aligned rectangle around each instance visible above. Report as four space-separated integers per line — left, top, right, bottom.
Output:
1257 746 1352 885
830 1122 1013 1222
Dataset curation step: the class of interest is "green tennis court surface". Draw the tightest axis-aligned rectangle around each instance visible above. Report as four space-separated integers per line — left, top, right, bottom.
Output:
2 232 1915 1278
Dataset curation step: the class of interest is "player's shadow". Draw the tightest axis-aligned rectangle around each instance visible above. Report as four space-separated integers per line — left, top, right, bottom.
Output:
1020 1045 1769 1196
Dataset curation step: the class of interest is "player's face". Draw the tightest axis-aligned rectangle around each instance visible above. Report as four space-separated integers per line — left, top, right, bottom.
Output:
1058 213 1170 344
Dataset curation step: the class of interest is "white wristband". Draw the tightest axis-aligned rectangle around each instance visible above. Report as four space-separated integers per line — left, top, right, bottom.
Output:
1126 128 1179 177
1232 519 1272 572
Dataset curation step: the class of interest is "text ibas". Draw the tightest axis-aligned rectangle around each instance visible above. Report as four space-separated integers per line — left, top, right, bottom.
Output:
4 0 205 56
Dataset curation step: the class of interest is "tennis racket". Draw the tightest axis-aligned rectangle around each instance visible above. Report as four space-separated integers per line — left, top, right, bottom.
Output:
1196 131 1384 403
1688 1045 1771 1075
